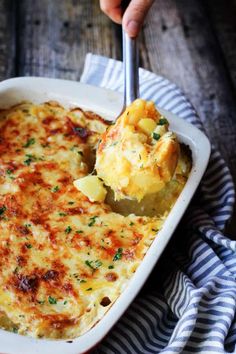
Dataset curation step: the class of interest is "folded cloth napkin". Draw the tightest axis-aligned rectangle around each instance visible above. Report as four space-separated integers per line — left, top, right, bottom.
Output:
81 54 236 354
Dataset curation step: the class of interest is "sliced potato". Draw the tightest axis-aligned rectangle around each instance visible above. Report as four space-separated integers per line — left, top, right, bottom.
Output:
73 175 107 202
137 118 156 135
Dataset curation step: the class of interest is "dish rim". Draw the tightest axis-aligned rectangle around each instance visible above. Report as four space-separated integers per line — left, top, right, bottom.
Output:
0 77 211 354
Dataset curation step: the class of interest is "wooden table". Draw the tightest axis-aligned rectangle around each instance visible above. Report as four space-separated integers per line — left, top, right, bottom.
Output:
1 0 236 233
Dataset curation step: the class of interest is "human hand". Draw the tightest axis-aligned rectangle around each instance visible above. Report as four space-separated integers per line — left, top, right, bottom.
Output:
99 0 154 37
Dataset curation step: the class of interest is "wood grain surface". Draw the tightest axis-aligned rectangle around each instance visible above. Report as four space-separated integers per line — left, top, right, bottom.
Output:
15 0 120 78
0 0 236 233
0 0 16 80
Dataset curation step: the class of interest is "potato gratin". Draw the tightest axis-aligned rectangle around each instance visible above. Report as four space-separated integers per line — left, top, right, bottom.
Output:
0 100 191 339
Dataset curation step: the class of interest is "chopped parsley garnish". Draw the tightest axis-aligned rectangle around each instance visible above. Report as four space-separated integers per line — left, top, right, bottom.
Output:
51 185 59 193
158 117 168 125
68 201 74 205
12 327 18 333
25 223 31 227
129 222 134 226
88 216 98 227
65 226 72 234
86 288 92 291
48 296 57 305
85 260 94 270
6 169 12 175
25 243 32 249
76 230 83 234
108 265 114 269
24 154 36 166
0 205 6 215
23 137 35 148
58 212 67 217
113 248 123 261
73 274 87 283
63 300 68 305
152 132 161 141
85 259 102 272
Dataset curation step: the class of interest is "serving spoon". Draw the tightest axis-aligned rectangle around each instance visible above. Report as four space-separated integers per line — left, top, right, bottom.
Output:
120 0 140 115
122 26 139 109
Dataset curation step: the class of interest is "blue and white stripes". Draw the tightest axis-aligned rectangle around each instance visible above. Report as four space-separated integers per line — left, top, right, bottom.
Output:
81 54 236 354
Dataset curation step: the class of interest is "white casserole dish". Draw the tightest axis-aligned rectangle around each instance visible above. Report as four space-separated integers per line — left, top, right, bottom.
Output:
0 77 210 354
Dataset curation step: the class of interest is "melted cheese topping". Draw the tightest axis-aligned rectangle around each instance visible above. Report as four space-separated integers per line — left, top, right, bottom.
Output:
0 101 191 339
96 99 180 201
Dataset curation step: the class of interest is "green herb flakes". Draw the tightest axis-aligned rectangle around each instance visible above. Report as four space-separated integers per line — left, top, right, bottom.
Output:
23 137 35 148
113 248 123 261
24 154 36 166
6 169 12 175
65 226 72 234
88 216 98 227
152 132 161 141
0 205 6 215
158 117 168 125
51 186 59 193
85 259 102 272
58 212 67 217
48 296 57 305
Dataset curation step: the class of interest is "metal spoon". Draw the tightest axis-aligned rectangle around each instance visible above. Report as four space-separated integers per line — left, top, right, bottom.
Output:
122 28 140 108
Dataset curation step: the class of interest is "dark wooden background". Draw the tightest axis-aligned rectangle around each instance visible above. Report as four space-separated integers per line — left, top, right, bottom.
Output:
0 0 236 233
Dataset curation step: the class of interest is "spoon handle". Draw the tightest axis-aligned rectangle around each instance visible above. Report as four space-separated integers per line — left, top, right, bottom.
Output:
123 29 139 107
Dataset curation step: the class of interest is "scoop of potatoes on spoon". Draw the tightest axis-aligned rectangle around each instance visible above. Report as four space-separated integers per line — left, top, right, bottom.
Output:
74 2 179 203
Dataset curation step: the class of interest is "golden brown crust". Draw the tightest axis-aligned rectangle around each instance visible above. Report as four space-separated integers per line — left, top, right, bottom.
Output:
0 102 171 339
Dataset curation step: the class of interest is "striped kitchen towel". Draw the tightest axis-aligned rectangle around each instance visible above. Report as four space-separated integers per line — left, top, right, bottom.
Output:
81 53 236 354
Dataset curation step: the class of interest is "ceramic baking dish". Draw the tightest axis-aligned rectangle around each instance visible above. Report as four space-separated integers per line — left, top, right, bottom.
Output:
0 77 210 354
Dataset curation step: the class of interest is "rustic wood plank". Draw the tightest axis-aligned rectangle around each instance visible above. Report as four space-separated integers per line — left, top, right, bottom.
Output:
140 0 236 185
204 0 236 92
16 0 121 79
0 0 16 80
